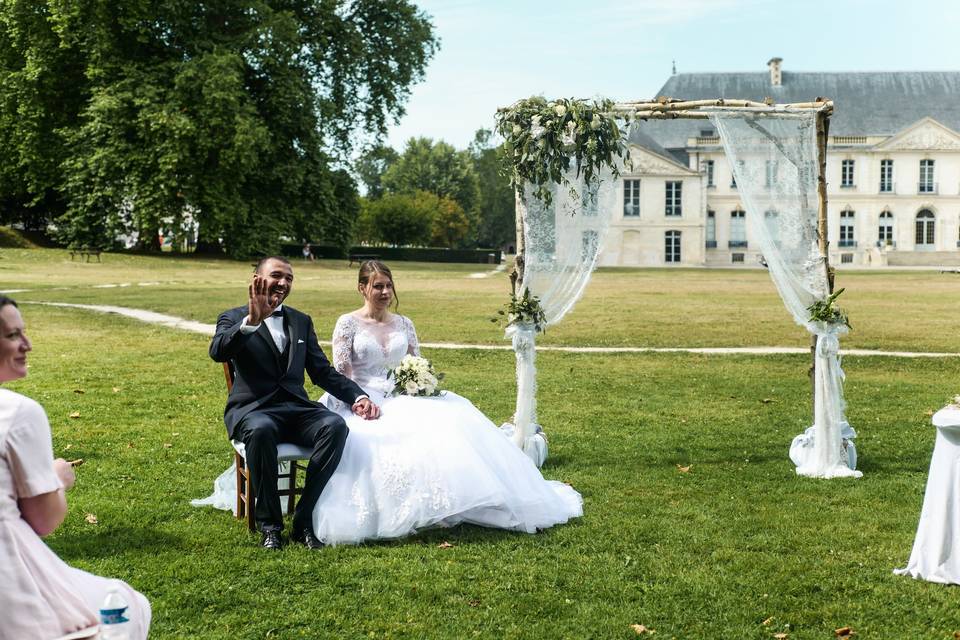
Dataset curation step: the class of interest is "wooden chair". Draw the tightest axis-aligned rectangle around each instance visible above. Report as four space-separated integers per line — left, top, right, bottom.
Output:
222 362 310 531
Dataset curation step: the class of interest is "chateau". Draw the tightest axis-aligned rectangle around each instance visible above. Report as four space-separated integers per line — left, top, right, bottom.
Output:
599 59 960 267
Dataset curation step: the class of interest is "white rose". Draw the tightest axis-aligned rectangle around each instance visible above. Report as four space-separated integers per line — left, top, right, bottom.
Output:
512 124 521 135
405 381 419 395
531 115 541 126
424 385 435 395
590 115 601 131
554 105 566 117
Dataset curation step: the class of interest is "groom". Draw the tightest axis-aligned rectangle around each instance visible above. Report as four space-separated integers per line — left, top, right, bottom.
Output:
210 256 379 549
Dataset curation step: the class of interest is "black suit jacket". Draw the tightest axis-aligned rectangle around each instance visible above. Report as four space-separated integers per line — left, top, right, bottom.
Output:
209 305 365 440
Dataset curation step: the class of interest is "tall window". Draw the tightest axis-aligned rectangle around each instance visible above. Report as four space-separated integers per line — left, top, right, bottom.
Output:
764 210 780 244
841 159 855 187
623 179 640 217
582 230 599 261
880 159 894 193
702 160 715 187
765 160 778 187
878 211 894 245
706 210 716 248
731 160 743 188
665 181 682 216
729 209 746 247
916 209 935 247
839 209 856 247
665 230 681 263
581 185 598 216
919 160 935 193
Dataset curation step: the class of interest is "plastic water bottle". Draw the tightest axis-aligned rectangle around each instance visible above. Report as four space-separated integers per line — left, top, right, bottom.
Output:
99 585 131 639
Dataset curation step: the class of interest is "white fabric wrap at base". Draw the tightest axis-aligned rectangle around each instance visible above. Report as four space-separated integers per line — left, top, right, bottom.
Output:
503 322 548 467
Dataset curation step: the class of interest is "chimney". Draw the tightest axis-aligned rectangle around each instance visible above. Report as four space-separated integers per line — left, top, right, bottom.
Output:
767 57 782 86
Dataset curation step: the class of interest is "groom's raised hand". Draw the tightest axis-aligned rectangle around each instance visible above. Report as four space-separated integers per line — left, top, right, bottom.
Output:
352 397 380 420
248 274 279 325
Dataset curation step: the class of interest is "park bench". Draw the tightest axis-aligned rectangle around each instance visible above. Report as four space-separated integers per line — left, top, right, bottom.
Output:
348 253 380 267
69 246 102 263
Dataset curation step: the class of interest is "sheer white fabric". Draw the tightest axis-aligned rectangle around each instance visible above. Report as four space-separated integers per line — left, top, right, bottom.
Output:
708 111 860 479
507 169 617 461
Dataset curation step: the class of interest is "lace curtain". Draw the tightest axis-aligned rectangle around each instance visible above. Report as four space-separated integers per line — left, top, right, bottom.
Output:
502 168 617 466
707 110 861 479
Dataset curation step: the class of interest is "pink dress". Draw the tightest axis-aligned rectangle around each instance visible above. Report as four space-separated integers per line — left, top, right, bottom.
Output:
0 388 150 640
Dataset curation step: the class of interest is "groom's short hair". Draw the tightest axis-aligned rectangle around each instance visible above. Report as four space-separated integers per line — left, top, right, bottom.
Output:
254 255 291 273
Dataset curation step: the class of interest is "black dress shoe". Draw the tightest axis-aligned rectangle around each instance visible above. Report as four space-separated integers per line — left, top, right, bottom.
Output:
291 527 324 550
261 530 283 550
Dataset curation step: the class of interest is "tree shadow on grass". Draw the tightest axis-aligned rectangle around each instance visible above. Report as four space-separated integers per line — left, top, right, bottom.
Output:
49 526 185 561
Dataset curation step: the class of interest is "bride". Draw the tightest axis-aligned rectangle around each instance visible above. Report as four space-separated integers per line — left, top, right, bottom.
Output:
196 261 581 544
309 260 581 544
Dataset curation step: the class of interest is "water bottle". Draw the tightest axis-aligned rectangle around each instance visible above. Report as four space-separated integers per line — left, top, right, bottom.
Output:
99 585 131 639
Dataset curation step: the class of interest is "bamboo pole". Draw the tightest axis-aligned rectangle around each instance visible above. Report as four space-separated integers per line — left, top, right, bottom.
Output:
511 192 526 295
810 108 833 401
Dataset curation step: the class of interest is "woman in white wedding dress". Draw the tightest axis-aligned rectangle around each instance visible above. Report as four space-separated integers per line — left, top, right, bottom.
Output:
309 261 582 544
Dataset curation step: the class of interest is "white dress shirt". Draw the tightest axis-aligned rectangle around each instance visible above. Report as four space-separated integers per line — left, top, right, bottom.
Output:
240 304 286 352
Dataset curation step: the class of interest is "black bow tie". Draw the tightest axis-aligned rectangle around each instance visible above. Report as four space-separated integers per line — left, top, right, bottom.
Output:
269 309 283 318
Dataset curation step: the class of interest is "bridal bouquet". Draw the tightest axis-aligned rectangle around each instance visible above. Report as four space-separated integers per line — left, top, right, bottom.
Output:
390 355 444 397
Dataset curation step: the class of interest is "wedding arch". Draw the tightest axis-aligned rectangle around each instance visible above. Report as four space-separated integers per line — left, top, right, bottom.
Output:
494 96 860 479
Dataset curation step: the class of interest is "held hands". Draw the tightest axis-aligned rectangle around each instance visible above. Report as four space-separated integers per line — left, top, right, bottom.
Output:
52 458 76 491
248 274 279 326
352 398 381 420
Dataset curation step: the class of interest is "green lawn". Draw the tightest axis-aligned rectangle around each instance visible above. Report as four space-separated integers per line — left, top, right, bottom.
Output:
3 249 960 638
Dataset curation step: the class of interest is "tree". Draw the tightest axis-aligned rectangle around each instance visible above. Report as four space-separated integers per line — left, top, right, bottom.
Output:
381 137 480 244
469 128 515 249
355 143 399 199
0 1 437 256
360 192 433 247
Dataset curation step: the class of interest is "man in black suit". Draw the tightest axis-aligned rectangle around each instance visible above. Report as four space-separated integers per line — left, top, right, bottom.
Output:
210 256 379 549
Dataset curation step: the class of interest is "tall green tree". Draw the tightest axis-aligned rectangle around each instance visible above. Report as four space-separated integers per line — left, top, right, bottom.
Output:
0 1 437 256
355 143 399 199
469 128 515 249
381 137 480 245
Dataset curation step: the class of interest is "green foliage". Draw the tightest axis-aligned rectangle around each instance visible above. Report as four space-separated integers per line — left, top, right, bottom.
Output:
469 128 516 249
358 190 471 249
807 287 852 329
495 96 628 207
0 1 437 256
382 137 480 243
359 192 434 247
494 288 547 333
355 143 400 200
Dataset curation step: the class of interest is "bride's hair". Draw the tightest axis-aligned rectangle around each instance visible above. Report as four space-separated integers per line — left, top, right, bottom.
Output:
358 260 399 309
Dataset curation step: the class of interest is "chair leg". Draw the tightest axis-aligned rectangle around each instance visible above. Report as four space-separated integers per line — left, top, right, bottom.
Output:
234 452 245 521
286 461 298 516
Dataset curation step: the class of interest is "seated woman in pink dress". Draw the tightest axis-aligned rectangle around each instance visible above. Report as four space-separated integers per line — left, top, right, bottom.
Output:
0 296 151 639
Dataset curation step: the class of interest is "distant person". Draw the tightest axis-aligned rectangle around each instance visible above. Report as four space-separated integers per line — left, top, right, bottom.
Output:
302 242 315 261
0 296 151 639
209 257 379 549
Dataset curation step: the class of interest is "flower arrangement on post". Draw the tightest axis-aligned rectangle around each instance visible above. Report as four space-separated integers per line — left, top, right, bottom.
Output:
806 287 851 329
493 288 547 334
495 96 629 207
390 355 444 397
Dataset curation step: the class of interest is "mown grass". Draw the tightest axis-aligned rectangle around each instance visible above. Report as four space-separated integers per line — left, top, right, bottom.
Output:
2 247 958 352
2 249 959 638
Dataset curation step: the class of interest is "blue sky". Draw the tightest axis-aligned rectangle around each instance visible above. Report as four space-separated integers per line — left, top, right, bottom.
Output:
385 0 959 151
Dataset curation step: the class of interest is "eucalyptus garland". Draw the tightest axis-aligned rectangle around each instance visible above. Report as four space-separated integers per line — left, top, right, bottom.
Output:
495 97 628 207
807 287 851 329
492 288 547 333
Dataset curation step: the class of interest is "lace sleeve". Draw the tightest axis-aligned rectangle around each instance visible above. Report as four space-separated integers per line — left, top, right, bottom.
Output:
402 315 421 357
331 314 356 379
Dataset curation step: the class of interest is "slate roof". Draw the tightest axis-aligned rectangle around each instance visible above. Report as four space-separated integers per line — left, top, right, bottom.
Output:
639 71 960 149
